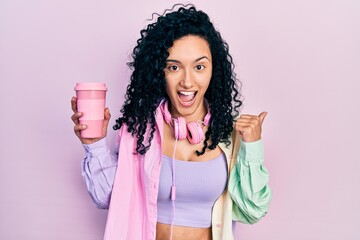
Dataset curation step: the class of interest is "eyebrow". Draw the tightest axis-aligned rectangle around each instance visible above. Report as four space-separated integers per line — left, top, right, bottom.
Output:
166 56 210 63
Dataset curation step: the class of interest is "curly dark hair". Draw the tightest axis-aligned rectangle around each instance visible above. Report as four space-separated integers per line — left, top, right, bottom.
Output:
113 4 242 155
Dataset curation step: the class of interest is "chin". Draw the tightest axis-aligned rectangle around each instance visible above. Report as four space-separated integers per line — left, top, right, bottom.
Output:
173 98 204 118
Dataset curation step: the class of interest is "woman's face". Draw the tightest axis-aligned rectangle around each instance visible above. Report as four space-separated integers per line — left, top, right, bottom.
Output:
164 35 213 121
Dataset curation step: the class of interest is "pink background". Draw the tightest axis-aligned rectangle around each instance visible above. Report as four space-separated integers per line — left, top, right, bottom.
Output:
1 0 359 239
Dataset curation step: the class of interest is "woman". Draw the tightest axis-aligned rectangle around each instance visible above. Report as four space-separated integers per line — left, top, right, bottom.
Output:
71 5 271 240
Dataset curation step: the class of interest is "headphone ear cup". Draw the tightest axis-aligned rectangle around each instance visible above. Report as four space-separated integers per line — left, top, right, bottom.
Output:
186 122 204 144
174 117 187 140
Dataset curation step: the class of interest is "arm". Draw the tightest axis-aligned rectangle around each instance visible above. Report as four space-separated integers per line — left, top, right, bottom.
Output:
229 111 272 223
228 139 271 224
71 96 116 209
81 137 119 209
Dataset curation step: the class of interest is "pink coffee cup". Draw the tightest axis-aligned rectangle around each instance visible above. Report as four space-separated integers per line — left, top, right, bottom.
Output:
74 82 107 138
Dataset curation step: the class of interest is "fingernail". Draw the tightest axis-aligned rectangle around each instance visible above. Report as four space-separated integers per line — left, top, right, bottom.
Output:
77 112 82 116
82 125 87 129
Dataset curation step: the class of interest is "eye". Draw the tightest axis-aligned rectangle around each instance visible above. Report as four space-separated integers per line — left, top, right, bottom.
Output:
167 65 180 71
195 65 205 71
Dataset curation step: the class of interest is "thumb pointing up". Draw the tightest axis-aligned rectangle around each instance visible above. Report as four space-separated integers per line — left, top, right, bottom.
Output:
259 112 268 124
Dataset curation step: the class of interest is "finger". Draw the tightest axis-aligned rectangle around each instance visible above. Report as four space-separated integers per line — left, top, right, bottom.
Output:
235 124 253 133
258 112 268 123
102 108 111 129
71 112 83 124
236 126 252 135
104 108 111 120
71 97 78 113
236 123 254 131
239 114 258 119
236 118 260 125
74 124 86 132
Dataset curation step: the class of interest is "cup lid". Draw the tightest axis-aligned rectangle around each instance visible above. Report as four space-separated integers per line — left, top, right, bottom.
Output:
74 82 107 91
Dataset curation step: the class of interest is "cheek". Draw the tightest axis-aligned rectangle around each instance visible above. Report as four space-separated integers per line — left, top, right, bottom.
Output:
200 73 212 91
165 72 182 89
165 78 175 95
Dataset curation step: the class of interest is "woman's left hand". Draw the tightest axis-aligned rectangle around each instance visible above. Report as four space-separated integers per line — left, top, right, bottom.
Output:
235 112 268 142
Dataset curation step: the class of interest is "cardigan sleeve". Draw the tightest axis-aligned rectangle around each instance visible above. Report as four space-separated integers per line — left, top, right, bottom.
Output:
228 139 272 224
81 137 119 209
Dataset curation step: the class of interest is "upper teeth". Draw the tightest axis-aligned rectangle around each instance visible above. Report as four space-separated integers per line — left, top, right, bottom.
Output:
179 91 195 96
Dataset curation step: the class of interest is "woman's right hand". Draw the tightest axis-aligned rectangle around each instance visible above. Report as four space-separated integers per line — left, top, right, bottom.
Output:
71 96 111 145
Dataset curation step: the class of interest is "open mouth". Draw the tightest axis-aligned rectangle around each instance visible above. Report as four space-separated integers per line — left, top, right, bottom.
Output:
177 91 197 106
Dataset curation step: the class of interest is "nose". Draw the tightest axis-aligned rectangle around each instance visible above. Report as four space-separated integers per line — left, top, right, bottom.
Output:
180 69 194 89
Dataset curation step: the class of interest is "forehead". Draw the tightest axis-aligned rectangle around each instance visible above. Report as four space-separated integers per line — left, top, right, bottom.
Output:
167 35 211 61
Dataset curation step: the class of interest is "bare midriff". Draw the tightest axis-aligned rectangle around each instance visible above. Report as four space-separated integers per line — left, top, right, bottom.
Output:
156 223 212 240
